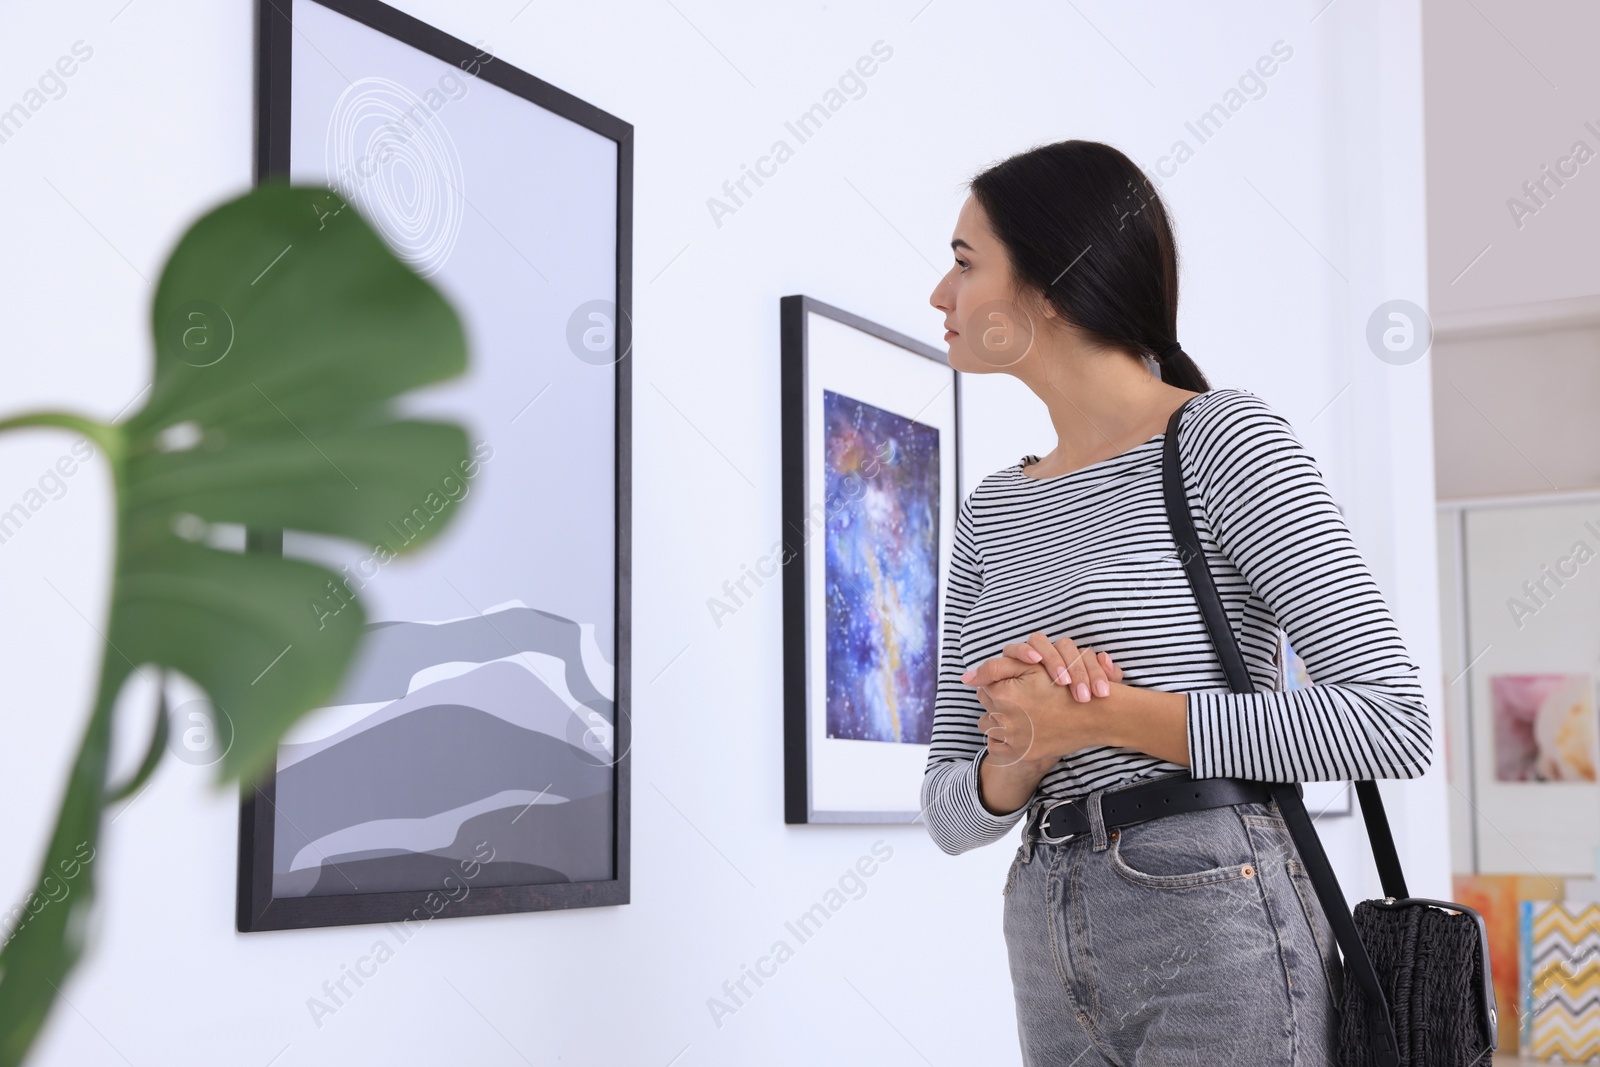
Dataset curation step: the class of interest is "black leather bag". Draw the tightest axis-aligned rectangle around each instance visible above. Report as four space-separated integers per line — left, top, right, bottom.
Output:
1161 398 1497 1067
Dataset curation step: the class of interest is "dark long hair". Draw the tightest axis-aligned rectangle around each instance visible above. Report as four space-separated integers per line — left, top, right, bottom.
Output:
968 140 1210 392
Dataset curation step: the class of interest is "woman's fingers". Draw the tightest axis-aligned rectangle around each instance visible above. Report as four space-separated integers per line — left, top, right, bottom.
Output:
1023 632 1074 686
976 697 1006 750
1052 640 1121 701
965 640 1125 696
976 693 1036 767
1003 632 1075 687
1079 646 1112 699
1002 633 1071 689
1002 639 1044 665
1047 637 1096 703
961 654 1034 687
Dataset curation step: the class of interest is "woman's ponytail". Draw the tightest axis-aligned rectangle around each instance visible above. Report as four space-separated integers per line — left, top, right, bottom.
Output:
1153 343 1210 392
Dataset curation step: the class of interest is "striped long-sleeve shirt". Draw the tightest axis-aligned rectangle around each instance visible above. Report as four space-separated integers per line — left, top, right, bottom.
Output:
921 387 1432 856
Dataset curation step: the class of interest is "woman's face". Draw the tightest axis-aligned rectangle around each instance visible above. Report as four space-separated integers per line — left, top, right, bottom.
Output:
929 194 1038 373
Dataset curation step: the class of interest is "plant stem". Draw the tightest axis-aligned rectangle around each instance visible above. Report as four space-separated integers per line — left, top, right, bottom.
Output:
0 648 130 1066
0 412 123 468
0 408 130 1066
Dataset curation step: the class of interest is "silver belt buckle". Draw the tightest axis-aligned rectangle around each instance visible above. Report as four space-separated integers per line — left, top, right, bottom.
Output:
1036 799 1079 844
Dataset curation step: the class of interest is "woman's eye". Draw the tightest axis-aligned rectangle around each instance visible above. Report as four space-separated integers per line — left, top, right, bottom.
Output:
955 258 970 272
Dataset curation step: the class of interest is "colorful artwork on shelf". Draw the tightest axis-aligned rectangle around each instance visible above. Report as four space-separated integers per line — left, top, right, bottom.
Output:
1455 872 1568 1056
1520 899 1600 1061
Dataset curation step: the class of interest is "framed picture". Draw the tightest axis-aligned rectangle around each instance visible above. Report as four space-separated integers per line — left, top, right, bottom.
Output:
780 295 960 824
1454 502 1600 875
1488 672 1599 783
1279 632 1353 818
238 0 632 931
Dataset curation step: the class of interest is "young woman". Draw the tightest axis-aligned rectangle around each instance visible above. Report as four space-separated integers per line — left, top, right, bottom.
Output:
921 140 1433 1066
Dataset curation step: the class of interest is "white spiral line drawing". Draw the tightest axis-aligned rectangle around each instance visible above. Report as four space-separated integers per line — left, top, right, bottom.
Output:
324 76 465 278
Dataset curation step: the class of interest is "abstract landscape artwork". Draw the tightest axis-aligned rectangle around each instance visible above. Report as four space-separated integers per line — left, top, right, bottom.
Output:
239 0 631 929
821 390 940 746
271 605 616 899
782 296 958 823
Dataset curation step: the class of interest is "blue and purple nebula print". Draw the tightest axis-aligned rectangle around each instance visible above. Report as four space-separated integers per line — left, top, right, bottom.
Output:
822 389 941 745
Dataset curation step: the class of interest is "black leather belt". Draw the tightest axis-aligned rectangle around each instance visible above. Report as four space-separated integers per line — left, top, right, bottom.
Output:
1029 773 1301 842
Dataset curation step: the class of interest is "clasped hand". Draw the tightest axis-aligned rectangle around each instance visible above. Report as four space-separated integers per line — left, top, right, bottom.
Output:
962 631 1124 768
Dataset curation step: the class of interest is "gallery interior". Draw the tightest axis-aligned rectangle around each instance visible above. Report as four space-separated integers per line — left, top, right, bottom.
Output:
0 1 1594 1064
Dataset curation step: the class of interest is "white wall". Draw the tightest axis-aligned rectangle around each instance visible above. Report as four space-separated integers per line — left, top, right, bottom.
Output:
1421 0 1600 320
1421 0 1600 499
0 2 1446 1064
1432 309 1600 499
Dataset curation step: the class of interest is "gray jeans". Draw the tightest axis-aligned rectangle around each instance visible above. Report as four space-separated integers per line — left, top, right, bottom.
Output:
1002 773 1344 1066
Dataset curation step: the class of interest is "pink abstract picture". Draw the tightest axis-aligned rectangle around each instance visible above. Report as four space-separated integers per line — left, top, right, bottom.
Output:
1489 673 1599 782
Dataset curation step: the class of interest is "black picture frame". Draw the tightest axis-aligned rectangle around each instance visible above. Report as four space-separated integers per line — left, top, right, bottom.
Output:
780 295 961 824
238 0 632 931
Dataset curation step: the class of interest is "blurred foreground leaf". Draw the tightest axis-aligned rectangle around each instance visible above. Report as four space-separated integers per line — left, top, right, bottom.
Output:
0 183 470 1065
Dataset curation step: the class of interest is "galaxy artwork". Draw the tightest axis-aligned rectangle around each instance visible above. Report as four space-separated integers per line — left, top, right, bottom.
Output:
782 295 959 822
821 389 941 745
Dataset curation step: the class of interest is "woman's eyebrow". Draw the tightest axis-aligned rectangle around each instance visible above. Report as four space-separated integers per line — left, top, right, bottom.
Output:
951 238 974 252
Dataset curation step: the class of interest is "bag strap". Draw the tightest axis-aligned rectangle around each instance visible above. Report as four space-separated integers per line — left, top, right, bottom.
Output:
1355 780 1409 901
1162 398 1401 1067
1158 400 1409 898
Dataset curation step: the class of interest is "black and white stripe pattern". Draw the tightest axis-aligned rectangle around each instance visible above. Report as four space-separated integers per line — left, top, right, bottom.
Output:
922 387 1432 855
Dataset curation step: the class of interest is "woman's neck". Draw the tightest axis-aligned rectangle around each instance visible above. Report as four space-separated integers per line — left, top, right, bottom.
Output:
1014 338 1195 477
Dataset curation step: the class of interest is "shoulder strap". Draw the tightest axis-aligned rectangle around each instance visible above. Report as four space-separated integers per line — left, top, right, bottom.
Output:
1162 397 1402 1067
1159 400 1409 898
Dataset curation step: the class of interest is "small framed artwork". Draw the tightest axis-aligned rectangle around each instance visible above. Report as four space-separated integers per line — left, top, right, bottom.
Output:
238 0 631 930
780 295 960 824
1279 631 1353 818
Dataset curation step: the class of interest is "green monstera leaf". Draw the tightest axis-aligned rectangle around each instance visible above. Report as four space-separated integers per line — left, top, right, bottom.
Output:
0 183 470 1066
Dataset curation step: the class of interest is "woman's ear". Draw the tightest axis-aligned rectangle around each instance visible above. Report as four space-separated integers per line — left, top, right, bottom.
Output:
1013 286 1055 323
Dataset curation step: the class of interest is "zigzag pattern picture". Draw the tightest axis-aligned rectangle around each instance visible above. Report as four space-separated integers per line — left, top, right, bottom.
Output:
1522 900 1600 1061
